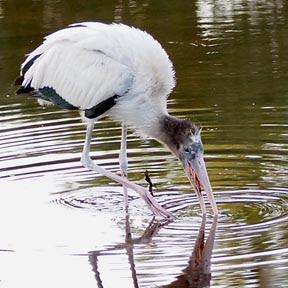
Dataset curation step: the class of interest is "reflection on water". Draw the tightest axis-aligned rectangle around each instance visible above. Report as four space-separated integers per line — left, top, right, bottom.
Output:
0 0 288 287
164 216 217 288
88 215 217 288
88 216 172 288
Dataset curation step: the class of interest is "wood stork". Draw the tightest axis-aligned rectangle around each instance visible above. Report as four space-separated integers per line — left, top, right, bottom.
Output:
16 22 218 219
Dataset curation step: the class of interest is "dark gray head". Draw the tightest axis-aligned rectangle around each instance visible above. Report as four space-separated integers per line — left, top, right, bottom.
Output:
159 115 218 214
161 115 202 156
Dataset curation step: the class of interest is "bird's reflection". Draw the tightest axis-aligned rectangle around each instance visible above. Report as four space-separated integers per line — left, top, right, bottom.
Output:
88 215 217 288
125 215 171 288
163 215 218 288
88 215 171 288
88 252 104 288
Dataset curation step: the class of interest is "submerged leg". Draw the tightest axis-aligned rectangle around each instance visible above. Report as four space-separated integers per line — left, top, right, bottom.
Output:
81 121 173 219
119 124 129 213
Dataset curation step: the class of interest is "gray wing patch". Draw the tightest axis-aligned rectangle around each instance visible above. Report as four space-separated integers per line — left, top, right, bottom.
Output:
36 87 78 110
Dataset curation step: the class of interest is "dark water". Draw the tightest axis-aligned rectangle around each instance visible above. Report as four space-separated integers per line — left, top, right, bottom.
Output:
0 1 288 287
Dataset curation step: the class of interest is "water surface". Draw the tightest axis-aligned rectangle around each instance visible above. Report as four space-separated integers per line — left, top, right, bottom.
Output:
0 1 288 287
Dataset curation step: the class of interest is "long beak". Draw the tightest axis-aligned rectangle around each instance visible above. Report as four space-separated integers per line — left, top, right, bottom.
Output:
182 152 218 215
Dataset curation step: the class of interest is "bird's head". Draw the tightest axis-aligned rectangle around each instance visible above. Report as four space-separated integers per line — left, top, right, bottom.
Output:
160 116 217 214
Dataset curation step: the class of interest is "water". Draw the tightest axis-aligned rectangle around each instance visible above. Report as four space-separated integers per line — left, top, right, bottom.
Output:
0 0 288 287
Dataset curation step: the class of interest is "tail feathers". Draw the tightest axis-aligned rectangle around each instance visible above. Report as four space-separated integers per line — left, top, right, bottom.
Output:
15 53 42 93
15 78 34 94
16 85 34 94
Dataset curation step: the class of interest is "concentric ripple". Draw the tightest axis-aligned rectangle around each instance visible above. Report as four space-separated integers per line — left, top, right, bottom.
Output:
49 187 288 287
1 100 288 286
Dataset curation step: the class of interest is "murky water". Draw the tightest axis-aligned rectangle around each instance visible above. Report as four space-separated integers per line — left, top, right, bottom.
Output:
0 0 288 287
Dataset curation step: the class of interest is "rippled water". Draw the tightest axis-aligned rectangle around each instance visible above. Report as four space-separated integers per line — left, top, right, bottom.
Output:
0 0 288 287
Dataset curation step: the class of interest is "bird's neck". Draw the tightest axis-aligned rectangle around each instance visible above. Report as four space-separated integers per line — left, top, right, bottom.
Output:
140 114 182 152
150 115 195 156
109 93 187 149
110 94 170 140
151 115 181 148
132 112 171 141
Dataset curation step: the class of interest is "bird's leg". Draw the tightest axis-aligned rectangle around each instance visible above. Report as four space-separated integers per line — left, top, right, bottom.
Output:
81 121 173 219
119 124 129 213
81 121 95 170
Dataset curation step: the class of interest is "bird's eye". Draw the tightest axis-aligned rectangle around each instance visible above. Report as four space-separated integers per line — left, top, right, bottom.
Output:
184 147 190 153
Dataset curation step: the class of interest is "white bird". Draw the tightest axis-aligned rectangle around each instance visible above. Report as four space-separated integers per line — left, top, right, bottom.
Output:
16 22 218 219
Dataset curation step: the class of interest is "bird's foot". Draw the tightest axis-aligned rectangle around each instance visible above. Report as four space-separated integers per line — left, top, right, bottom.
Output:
142 171 173 219
81 155 173 219
134 184 174 220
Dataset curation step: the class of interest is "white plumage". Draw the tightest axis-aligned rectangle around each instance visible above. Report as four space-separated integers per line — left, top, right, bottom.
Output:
17 22 218 219
21 23 175 126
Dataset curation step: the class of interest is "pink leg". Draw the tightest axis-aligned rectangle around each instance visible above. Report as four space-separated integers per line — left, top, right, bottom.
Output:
81 121 173 219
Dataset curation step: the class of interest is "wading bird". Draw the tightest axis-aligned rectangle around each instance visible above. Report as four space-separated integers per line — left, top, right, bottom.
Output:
16 22 218 218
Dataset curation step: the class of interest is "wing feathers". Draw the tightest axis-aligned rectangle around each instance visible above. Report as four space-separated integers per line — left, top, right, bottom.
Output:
20 25 134 110
18 22 175 114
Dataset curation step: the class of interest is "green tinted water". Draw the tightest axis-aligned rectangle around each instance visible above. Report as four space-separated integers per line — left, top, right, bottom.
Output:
0 1 288 287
